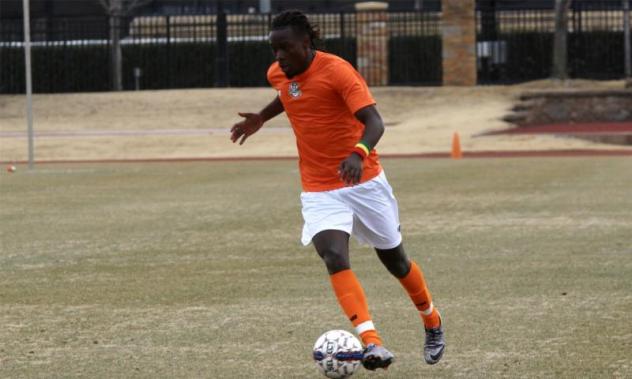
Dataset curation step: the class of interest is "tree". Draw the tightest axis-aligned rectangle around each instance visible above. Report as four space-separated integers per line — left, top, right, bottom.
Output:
624 0 631 78
98 0 151 91
552 0 572 80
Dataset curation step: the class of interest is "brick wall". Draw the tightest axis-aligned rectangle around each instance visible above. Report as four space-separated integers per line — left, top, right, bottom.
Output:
442 0 477 86
355 2 389 86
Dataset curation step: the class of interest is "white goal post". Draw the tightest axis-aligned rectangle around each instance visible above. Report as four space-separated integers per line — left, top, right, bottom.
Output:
22 0 34 168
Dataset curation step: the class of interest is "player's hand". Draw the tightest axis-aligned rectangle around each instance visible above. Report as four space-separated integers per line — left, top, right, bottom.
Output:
339 153 363 186
231 112 264 145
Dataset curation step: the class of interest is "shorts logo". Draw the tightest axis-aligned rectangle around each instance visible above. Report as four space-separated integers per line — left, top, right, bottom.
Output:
288 82 302 98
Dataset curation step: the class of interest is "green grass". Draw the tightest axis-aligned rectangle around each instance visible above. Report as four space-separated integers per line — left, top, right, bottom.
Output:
1 158 631 378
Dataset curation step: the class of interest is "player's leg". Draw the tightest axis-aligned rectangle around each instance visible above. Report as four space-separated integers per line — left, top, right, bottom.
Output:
312 229 351 274
312 230 381 346
312 230 394 371
375 243 441 327
374 242 410 278
342 172 445 364
375 244 442 329
375 244 445 364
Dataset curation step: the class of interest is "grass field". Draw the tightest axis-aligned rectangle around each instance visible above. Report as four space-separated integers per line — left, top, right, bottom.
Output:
1 157 631 378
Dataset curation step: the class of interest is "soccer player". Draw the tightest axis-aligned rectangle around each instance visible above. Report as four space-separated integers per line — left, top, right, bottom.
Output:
230 10 445 370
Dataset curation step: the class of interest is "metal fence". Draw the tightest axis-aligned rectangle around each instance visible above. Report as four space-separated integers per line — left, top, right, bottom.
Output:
2 1 629 93
477 0 631 83
0 9 441 94
389 11 442 84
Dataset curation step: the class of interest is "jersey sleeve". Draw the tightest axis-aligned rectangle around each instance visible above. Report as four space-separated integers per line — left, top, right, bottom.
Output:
267 62 282 88
330 60 376 115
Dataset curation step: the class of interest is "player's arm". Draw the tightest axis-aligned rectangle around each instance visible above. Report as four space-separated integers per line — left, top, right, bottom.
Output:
231 96 284 145
354 105 385 152
339 105 385 186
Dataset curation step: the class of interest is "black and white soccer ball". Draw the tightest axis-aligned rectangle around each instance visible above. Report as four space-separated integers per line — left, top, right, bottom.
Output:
312 330 364 379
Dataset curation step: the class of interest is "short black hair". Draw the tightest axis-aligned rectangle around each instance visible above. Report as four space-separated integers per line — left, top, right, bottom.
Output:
271 10 321 49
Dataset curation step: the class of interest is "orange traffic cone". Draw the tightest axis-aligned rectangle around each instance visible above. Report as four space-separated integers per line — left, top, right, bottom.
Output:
451 132 463 159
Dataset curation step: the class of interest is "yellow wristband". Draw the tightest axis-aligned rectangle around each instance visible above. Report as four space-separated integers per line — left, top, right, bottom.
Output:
355 142 370 157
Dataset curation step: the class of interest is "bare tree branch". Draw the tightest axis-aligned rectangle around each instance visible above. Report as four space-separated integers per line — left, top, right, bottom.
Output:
128 0 153 12
97 0 152 15
97 0 112 13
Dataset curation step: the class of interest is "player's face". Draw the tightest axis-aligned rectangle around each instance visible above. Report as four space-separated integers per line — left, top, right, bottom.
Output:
269 27 311 78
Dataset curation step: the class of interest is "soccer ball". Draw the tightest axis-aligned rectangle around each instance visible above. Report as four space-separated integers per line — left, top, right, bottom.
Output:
312 330 364 378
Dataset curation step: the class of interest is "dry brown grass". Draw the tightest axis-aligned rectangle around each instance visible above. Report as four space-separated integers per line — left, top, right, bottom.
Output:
1 81 629 163
1 158 631 377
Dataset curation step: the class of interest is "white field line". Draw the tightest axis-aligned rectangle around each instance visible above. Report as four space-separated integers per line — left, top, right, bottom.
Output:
0 127 291 138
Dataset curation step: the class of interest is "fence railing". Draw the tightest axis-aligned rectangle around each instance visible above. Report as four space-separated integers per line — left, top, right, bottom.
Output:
1 1 630 93
477 0 631 83
0 9 441 94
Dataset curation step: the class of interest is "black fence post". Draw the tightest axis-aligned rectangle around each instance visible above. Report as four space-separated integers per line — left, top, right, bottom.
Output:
340 11 345 40
479 0 499 82
166 15 171 88
215 1 228 87
480 0 497 40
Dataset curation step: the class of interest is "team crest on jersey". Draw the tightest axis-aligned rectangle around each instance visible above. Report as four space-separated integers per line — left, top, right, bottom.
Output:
288 82 302 98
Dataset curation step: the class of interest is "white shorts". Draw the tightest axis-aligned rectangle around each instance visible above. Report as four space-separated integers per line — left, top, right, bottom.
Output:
300 171 402 250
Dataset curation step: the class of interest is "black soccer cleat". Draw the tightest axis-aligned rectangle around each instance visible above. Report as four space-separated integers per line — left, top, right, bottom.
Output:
362 344 395 371
424 325 445 365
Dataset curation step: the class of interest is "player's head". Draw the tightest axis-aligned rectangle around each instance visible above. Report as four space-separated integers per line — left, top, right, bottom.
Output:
270 10 320 78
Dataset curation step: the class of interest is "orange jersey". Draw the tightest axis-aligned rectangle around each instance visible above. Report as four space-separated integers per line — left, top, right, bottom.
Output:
267 51 382 192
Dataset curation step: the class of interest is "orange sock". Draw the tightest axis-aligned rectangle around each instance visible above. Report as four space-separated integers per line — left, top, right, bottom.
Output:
398 261 441 329
330 269 382 346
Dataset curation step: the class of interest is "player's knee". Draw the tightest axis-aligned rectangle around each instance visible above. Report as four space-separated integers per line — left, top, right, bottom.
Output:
318 247 350 274
384 258 410 278
376 245 410 278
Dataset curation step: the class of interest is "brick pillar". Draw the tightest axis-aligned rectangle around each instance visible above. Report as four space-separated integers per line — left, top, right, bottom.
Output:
442 0 477 86
355 2 389 86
